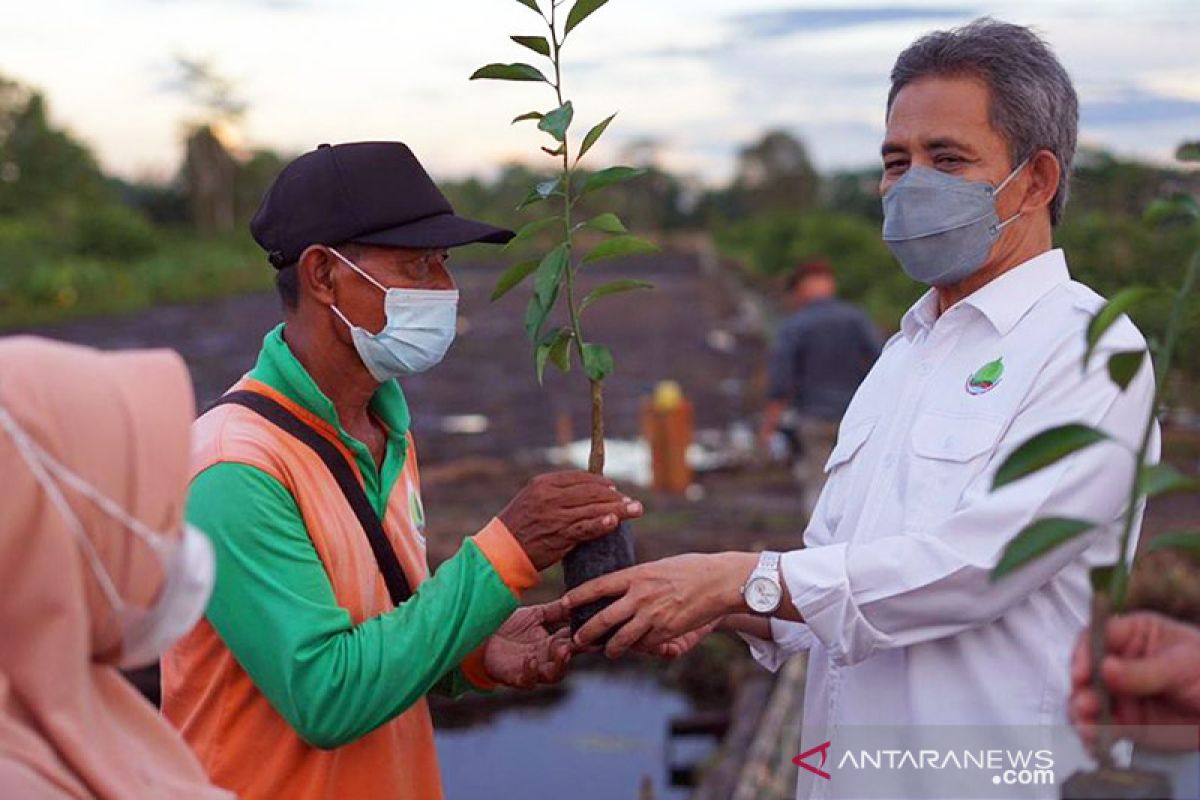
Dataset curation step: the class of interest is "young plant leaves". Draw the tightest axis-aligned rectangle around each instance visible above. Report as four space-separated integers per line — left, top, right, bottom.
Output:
512 111 545 124
1084 287 1157 368
536 327 571 384
505 216 562 251
582 234 659 265
491 259 539 302
579 166 647 197
534 243 569 307
1138 463 1200 499
581 342 615 381
580 279 654 311
538 101 574 143
990 517 1095 581
992 424 1110 489
524 287 558 342
581 212 627 234
1107 349 1146 391
1147 531 1200 555
513 0 542 14
470 63 549 83
517 178 560 210
511 35 551 57
577 113 616 163
564 0 609 37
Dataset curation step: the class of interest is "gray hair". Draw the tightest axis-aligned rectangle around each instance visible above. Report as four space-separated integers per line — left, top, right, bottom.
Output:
887 17 1078 225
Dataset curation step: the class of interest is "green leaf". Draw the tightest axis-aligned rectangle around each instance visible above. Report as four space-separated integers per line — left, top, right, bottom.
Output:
491 259 539 301
512 111 544 124
1107 349 1146 391
535 327 573 383
582 212 627 234
1144 193 1200 226
580 279 654 311
992 424 1110 490
581 342 614 381
1148 531 1200 555
504 216 562 251
1084 287 1158 368
991 517 1095 581
537 101 574 142
577 112 616 163
549 330 573 373
579 165 647 197
514 0 541 13
534 243 569 307
524 288 558 342
470 63 549 83
535 327 568 383
564 0 609 36
1177 141 1200 163
582 234 659 265
517 178 560 210
511 35 551 57
1139 463 1200 499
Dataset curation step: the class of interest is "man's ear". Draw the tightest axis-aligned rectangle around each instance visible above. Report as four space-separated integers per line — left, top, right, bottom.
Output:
298 245 338 306
1019 149 1061 218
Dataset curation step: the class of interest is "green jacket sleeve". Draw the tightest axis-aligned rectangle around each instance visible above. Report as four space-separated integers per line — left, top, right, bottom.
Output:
187 462 518 749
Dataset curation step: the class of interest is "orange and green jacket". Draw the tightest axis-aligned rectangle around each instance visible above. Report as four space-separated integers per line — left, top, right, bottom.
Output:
162 324 537 800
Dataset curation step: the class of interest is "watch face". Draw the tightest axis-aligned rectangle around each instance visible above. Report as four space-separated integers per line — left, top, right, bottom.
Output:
746 575 782 613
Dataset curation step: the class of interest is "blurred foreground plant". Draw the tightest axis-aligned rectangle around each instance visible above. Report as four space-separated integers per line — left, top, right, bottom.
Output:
990 145 1200 785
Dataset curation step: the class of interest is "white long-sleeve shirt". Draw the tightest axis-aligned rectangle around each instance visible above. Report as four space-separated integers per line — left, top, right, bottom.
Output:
744 249 1159 798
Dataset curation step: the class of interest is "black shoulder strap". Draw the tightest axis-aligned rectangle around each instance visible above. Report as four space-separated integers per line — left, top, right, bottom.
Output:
211 390 412 606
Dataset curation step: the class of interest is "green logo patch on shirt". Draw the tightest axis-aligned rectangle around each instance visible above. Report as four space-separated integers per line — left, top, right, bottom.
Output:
966 357 1004 395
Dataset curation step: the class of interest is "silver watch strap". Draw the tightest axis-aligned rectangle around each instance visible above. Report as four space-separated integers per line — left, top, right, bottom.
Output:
756 551 781 575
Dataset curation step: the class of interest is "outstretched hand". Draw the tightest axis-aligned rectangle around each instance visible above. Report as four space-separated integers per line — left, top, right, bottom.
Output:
562 552 757 659
484 602 574 690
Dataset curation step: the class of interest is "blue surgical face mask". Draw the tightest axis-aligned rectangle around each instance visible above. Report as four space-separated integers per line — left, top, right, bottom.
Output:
881 160 1027 286
328 248 459 382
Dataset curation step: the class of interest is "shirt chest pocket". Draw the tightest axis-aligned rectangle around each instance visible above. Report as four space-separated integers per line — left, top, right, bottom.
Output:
906 410 1005 527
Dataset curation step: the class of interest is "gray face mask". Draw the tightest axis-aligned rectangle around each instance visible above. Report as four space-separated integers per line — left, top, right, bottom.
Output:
881 161 1027 286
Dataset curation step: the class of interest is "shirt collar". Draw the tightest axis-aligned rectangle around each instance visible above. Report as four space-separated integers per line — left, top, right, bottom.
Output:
249 323 411 445
899 248 1070 341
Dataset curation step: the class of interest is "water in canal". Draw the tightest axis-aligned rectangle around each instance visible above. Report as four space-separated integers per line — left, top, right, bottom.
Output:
435 669 710 799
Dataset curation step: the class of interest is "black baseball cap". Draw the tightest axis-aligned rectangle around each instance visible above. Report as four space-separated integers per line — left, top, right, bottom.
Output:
250 141 514 268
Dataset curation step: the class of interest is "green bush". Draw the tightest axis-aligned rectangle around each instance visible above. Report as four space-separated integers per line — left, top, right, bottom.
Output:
71 203 159 260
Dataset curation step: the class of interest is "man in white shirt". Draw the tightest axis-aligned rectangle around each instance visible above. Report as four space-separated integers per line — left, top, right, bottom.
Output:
564 18 1158 798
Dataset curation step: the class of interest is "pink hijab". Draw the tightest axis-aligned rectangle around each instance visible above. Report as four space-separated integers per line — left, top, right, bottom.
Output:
0 336 232 799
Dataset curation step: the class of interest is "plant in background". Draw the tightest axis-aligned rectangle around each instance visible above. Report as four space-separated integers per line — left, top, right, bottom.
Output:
989 145 1200 797
470 0 657 628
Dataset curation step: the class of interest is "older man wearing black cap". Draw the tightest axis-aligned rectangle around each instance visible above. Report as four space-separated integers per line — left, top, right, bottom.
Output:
161 142 643 800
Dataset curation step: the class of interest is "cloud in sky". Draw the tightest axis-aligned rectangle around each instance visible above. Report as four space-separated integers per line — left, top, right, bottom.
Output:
733 6 977 39
0 0 1195 184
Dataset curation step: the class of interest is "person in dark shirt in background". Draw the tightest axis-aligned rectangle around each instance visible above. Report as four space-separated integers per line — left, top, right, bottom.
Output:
759 259 882 517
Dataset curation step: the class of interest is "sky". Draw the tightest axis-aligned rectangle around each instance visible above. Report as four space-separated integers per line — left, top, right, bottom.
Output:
1 0 1197 186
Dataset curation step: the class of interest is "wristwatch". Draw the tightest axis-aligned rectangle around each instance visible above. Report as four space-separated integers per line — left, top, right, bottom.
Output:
741 551 783 615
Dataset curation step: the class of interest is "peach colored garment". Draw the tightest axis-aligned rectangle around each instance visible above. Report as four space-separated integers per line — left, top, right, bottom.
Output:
0 336 232 800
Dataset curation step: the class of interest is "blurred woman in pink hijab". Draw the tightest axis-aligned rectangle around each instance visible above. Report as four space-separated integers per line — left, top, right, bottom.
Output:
0 336 231 799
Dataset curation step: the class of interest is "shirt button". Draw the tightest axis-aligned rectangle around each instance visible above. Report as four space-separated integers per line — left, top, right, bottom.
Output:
883 454 897 467
918 361 932 375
